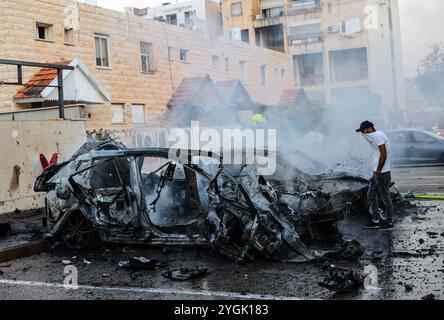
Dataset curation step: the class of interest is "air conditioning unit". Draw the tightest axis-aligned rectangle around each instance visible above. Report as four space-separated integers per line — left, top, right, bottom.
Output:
327 25 339 34
255 14 264 20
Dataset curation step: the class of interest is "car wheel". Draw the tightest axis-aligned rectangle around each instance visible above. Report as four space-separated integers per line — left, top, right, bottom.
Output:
60 213 101 250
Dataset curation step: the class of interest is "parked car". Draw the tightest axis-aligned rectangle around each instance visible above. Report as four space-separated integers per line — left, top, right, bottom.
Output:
386 129 444 165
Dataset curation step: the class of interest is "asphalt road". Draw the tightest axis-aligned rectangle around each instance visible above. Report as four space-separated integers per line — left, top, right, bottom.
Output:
0 166 443 301
392 165 444 193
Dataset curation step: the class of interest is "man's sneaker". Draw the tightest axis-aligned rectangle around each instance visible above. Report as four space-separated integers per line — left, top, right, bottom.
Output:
362 221 381 229
379 221 394 231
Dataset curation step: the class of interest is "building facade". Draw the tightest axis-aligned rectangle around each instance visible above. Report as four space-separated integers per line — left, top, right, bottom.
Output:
222 0 406 122
131 0 223 38
0 0 293 138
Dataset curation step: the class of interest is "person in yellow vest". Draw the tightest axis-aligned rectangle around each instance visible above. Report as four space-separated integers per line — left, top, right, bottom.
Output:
252 113 266 126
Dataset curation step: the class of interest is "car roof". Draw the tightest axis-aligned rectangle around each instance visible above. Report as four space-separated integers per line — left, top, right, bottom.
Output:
387 129 444 140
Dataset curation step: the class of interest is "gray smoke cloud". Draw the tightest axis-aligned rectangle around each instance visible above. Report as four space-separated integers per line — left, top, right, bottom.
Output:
400 0 444 78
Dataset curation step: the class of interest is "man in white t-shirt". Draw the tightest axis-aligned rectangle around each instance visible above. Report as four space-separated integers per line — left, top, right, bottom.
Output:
356 121 394 230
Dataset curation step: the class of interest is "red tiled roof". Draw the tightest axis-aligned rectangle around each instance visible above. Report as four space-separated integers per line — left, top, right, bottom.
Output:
14 61 70 100
168 77 207 108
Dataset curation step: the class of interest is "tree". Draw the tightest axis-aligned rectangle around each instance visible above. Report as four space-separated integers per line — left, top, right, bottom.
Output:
416 43 444 107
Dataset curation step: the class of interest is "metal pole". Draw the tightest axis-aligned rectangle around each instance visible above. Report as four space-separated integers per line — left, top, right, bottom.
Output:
17 65 23 85
57 68 65 119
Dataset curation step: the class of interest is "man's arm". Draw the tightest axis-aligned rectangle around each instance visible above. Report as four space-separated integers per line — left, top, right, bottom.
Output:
376 144 387 175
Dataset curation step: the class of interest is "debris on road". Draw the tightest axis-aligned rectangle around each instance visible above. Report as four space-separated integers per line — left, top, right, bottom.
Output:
0 223 12 238
324 240 364 261
162 267 209 281
318 265 364 293
404 284 413 292
118 257 164 271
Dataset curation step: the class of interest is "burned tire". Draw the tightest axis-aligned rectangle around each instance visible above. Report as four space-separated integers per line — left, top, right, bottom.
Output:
59 213 101 250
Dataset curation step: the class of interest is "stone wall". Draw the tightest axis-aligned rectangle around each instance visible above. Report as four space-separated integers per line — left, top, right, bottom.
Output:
0 0 293 132
0 120 87 215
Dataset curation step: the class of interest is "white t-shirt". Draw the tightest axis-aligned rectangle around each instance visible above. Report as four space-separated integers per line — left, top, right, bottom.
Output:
361 131 391 173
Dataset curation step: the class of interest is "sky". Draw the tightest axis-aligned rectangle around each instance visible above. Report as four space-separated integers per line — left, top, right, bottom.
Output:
92 0 444 78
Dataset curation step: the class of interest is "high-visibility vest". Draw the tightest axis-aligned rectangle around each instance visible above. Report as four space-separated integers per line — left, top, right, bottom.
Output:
252 114 266 125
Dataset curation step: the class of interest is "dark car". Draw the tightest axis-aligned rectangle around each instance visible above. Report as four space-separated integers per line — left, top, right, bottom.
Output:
387 129 444 165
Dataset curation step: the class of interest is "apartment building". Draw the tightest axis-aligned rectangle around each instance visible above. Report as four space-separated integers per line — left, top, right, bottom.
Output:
128 0 223 38
0 0 292 138
222 0 405 122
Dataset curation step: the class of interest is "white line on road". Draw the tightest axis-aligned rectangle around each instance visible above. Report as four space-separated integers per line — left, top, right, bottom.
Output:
0 279 302 300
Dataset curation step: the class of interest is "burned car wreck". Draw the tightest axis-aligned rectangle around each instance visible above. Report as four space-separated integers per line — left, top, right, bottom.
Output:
34 141 387 263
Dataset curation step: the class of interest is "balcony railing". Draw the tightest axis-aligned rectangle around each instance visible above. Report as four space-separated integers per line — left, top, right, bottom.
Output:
253 15 284 28
288 32 323 45
286 0 322 15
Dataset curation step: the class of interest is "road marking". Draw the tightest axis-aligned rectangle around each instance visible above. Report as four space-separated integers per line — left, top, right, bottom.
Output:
0 279 302 300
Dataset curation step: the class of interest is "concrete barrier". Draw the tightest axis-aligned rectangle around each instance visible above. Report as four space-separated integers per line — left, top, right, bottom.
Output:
0 120 87 215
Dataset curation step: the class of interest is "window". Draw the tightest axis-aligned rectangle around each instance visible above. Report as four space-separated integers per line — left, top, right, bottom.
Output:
241 29 249 43
260 65 266 86
281 69 286 78
180 49 188 62
239 60 246 83
64 28 74 45
225 57 229 71
168 46 173 60
184 11 196 25
289 23 322 44
231 2 242 16
329 48 368 82
212 55 220 69
166 14 177 25
341 17 361 35
131 104 145 124
94 34 110 67
262 7 284 18
111 104 125 124
411 132 436 143
140 42 155 73
388 131 410 143
35 22 53 41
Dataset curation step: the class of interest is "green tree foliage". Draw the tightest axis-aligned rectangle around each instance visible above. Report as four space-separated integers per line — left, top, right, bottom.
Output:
416 43 444 107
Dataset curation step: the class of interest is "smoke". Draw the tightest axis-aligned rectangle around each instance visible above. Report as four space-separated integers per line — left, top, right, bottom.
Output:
400 0 444 78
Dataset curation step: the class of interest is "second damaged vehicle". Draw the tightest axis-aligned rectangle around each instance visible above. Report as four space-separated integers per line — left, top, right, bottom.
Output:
35 141 367 263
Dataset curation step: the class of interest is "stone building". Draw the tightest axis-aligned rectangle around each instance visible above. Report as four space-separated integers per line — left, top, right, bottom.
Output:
0 0 293 144
221 0 406 123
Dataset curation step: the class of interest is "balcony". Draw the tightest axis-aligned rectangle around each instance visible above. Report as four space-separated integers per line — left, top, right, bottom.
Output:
288 32 323 46
253 7 285 28
254 16 284 28
286 0 322 16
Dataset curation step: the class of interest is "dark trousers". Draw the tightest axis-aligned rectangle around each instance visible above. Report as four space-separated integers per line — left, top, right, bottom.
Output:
368 172 393 223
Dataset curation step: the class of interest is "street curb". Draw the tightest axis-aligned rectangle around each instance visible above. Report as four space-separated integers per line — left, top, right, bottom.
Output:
0 240 49 263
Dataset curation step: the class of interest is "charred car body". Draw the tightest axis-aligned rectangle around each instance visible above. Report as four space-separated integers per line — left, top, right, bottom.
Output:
35 141 379 263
